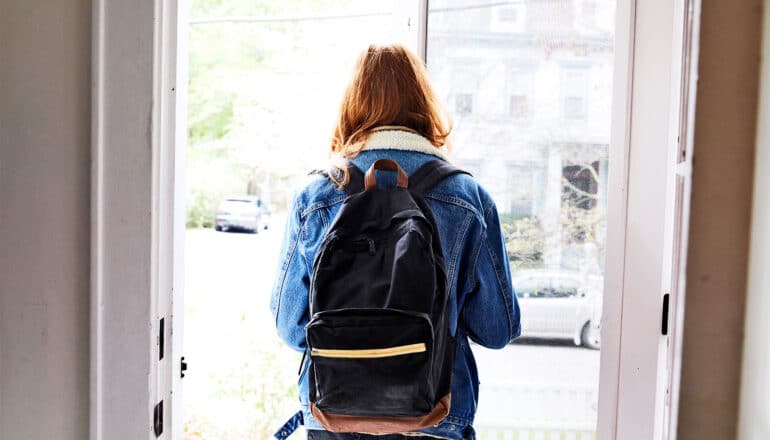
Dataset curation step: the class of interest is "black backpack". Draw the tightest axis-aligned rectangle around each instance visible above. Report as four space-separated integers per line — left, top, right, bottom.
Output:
306 158 470 434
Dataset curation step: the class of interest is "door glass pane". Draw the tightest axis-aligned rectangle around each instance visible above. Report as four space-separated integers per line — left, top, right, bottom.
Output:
427 0 615 437
183 2 399 438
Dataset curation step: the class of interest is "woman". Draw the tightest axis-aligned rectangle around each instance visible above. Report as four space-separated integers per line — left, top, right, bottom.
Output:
270 44 520 440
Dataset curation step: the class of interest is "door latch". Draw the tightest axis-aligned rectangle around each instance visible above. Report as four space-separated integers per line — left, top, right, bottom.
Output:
153 400 163 437
180 356 188 378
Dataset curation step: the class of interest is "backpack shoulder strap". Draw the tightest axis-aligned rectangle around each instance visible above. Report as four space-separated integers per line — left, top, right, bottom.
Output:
310 158 365 195
409 159 472 194
341 162 365 194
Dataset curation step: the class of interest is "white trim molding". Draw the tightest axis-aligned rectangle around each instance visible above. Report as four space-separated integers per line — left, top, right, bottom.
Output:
597 0 635 436
90 1 105 438
600 0 696 439
91 0 182 438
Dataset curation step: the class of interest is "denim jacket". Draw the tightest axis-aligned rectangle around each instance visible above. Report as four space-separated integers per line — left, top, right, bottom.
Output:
270 129 521 440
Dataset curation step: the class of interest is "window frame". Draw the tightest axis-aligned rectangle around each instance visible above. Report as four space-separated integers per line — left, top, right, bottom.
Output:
90 0 698 439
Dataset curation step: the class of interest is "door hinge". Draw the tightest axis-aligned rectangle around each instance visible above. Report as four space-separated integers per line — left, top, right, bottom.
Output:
661 293 670 335
158 317 165 361
153 400 163 437
180 356 188 378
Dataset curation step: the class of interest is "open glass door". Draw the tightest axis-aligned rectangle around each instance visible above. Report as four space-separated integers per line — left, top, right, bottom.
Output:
166 1 691 438
426 1 615 438
178 2 422 438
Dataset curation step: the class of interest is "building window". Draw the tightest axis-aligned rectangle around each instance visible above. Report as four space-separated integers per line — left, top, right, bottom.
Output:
562 161 600 210
510 94 529 119
455 93 473 115
491 5 526 33
561 68 589 119
507 165 535 217
560 160 601 252
582 0 598 25
508 69 533 120
498 7 518 22
564 96 586 119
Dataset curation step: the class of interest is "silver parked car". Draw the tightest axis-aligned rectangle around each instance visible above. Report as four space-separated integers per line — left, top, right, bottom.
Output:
214 196 270 233
514 269 602 349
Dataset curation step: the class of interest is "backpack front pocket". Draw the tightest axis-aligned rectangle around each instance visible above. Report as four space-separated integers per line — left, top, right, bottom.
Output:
306 308 434 418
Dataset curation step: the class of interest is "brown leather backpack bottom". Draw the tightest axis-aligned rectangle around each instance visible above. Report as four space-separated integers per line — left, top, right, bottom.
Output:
310 393 451 435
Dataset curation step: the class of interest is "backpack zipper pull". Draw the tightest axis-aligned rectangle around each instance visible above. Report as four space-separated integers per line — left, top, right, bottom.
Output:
368 238 376 255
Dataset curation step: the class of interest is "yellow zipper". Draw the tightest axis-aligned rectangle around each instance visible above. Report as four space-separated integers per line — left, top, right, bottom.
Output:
311 343 426 359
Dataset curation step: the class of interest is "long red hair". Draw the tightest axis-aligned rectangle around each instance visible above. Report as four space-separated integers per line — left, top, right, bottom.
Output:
330 44 452 163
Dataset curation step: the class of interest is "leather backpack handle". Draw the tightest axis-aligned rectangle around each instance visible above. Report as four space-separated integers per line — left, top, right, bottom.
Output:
364 159 408 190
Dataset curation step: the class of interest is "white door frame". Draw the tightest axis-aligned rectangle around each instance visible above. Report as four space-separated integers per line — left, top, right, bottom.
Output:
600 0 700 438
90 1 698 439
91 0 182 438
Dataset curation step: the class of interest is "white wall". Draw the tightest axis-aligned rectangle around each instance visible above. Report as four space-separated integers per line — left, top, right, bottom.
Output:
677 1 762 439
0 1 92 439
738 1 770 438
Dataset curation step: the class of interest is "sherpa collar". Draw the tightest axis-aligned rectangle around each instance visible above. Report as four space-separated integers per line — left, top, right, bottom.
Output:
359 126 449 161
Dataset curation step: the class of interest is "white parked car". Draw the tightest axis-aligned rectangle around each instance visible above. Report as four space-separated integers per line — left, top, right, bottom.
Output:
214 196 270 233
513 269 602 349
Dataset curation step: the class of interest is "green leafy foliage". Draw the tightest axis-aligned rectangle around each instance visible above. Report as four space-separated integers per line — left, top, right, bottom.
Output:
185 0 372 227
188 92 235 144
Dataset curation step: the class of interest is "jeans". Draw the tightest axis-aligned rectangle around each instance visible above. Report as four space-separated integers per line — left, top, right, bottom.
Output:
306 431 415 439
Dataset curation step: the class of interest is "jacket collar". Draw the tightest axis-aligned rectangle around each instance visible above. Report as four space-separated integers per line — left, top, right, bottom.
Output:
359 126 449 161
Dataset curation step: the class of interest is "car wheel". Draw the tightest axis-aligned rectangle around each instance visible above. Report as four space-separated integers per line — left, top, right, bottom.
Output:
581 321 601 350
215 225 222 232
